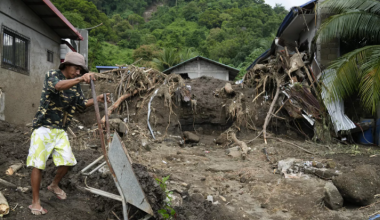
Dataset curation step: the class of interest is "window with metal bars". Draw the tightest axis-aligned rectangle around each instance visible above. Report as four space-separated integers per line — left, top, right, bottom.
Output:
47 50 53 62
1 26 29 75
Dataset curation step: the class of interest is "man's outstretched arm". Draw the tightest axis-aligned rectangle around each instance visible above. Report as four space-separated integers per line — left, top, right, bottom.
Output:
55 73 96 91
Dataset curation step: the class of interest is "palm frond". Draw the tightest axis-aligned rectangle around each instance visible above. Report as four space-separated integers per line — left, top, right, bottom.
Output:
320 0 380 15
316 11 380 43
324 45 380 113
178 48 198 62
358 46 380 113
152 58 165 71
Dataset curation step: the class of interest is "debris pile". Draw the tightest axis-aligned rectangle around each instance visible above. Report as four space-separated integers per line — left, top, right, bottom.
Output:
243 47 325 143
84 61 325 161
276 158 340 180
87 66 274 158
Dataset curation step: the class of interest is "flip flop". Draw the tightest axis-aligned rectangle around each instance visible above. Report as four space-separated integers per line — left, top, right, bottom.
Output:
29 205 48 215
47 185 67 200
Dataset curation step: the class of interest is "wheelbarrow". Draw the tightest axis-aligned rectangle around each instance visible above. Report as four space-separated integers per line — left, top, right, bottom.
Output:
80 78 154 220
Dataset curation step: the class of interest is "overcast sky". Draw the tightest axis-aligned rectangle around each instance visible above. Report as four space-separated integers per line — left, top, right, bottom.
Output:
264 0 309 10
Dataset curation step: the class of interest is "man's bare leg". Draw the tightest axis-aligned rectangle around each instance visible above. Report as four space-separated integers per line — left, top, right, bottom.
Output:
48 166 69 199
30 168 47 214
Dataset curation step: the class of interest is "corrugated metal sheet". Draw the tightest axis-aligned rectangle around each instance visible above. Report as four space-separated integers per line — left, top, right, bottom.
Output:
321 70 356 133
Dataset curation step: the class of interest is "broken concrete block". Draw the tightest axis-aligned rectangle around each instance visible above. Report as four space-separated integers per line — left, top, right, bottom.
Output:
315 169 339 179
215 133 227 145
183 131 200 143
265 147 278 155
326 160 336 169
225 147 241 158
169 192 183 207
191 193 204 203
141 139 151 151
109 118 128 134
324 182 343 210
333 165 380 206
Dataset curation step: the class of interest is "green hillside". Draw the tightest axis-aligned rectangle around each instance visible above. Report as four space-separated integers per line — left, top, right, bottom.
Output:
52 0 288 78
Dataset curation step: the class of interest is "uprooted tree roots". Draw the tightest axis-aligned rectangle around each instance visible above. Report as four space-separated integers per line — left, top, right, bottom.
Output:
241 46 330 144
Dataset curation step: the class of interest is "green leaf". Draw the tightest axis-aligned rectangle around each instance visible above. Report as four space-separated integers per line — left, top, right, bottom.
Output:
158 209 168 214
169 207 176 215
316 11 380 43
320 0 380 15
162 175 170 183
323 45 380 114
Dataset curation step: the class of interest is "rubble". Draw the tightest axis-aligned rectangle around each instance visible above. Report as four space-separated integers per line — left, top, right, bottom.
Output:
108 118 128 134
277 158 340 180
183 131 200 143
324 182 343 210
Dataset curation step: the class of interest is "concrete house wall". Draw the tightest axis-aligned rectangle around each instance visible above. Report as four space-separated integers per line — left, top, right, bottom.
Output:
0 0 61 124
167 59 229 81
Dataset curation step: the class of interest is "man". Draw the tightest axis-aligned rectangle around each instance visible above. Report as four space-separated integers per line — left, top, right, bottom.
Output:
26 52 109 215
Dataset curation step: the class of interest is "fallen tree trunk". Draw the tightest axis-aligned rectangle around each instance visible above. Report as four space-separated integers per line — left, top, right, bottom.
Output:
263 77 281 144
5 163 23 176
101 89 139 123
230 133 248 160
101 86 157 123
0 192 9 217
276 138 314 154
0 178 16 188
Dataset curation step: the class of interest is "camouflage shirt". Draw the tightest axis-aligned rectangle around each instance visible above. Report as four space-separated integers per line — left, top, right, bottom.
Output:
32 70 88 131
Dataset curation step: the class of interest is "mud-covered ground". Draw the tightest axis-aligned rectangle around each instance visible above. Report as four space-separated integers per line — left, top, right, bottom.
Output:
2 118 380 220
0 120 241 220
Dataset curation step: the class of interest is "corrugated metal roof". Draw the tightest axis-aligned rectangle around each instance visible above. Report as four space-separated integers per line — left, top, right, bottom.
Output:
21 0 83 40
163 56 240 77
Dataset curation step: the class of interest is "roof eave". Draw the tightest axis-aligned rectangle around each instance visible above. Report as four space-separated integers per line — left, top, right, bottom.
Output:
43 0 83 40
163 56 240 73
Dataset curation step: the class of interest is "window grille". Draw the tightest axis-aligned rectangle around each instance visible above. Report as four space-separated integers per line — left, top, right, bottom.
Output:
1 26 29 75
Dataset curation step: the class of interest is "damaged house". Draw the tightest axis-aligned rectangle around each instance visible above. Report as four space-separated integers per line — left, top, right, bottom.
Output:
0 0 83 124
245 0 378 144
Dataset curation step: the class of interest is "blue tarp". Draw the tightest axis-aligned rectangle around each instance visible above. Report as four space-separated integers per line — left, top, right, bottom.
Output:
246 0 317 71
96 66 120 69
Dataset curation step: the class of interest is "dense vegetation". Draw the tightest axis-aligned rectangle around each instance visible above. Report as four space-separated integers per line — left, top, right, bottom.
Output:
52 0 288 78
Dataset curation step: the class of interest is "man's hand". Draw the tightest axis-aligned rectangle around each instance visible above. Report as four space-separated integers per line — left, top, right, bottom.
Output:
97 93 111 103
81 73 96 84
